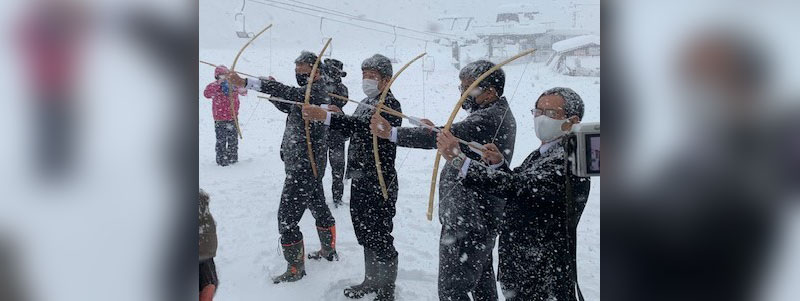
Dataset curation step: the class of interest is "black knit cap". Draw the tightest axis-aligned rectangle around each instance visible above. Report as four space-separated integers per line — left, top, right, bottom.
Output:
323 58 347 78
459 60 506 96
361 54 393 79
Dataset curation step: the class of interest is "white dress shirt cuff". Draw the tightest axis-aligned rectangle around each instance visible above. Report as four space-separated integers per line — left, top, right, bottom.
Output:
245 77 261 90
389 127 398 143
457 158 472 179
324 111 332 125
489 159 505 170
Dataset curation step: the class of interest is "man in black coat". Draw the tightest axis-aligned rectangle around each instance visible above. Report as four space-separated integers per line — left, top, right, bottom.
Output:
437 87 591 301
370 60 516 301
322 58 349 207
303 54 402 301
227 51 337 284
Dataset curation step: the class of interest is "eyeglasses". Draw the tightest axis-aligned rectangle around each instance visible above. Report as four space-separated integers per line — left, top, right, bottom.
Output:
531 108 565 119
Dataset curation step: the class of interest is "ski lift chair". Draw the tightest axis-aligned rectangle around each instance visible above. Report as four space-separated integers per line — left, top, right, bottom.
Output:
320 38 332 58
235 13 254 38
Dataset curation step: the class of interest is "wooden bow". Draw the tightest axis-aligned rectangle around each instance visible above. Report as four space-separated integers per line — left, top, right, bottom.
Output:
426 49 536 221
373 52 426 200
228 24 273 138
303 38 332 178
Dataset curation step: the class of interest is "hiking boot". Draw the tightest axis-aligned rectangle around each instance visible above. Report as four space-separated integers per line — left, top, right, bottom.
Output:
272 240 305 284
308 226 338 261
343 248 377 299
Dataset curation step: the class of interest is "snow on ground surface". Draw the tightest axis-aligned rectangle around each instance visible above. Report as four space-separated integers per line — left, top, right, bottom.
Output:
199 46 600 300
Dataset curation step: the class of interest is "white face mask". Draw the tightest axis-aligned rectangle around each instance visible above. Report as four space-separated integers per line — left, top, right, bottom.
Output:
362 79 380 98
534 115 570 143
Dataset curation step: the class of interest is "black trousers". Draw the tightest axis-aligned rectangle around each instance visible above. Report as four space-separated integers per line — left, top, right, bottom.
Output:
199 258 218 292
277 169 335 245
349 175 398 261
214 120 238 165
328 130 347 202
438 225 498 301
499 230 576 301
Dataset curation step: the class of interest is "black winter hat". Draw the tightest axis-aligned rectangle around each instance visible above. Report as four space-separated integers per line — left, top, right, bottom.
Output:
323 58 347 78
459 60 505 96
361 54 393 78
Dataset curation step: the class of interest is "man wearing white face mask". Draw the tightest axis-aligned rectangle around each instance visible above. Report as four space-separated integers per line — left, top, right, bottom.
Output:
437 87 591 301
303 54 403 301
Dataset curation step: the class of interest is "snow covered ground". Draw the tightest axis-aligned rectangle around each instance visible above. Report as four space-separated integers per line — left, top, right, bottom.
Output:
199 1 599 299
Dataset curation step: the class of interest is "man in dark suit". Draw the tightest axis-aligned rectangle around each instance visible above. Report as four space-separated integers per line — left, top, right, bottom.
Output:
303 54 402 301
227 51 336 284
322 58 349 207
437 87 591 301
371 60 516 301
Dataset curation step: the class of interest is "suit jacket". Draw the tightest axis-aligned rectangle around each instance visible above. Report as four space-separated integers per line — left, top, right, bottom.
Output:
396 97 516 233
462 139 591 300
329 91 402 183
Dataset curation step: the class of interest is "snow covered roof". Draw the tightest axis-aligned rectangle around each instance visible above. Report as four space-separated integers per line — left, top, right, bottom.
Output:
552 35 600 53
472 23 548 36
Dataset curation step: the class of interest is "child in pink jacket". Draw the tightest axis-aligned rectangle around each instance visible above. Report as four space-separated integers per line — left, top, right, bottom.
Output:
204 65 247 166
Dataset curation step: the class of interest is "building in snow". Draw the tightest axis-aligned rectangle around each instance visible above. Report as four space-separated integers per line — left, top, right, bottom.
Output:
546 35 600 76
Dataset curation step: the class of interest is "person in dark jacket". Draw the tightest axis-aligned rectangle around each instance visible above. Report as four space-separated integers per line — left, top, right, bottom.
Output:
437 87 591 301
303 54 402 301
322 58 349 207
227 51 337 284
370 60 516 301
199 189 218 301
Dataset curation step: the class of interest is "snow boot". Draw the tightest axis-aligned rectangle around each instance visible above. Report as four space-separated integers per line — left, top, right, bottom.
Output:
272 240 306 284
373 256 398 301
308 226 338 261
343 248 378 299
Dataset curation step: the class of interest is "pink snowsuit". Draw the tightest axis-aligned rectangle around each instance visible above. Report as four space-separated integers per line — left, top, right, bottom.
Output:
204 65 247 121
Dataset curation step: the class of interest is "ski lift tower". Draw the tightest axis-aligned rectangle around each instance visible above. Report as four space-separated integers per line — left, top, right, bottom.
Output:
436 16 475 69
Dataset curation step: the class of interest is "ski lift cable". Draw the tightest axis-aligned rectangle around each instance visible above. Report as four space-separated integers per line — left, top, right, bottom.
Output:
422 41 427 117
250 0 433 42
283 0 459 38
252 0 456 40
248 0 436 43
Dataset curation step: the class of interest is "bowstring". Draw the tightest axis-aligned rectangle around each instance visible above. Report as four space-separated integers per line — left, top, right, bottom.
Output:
490 55 532 144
